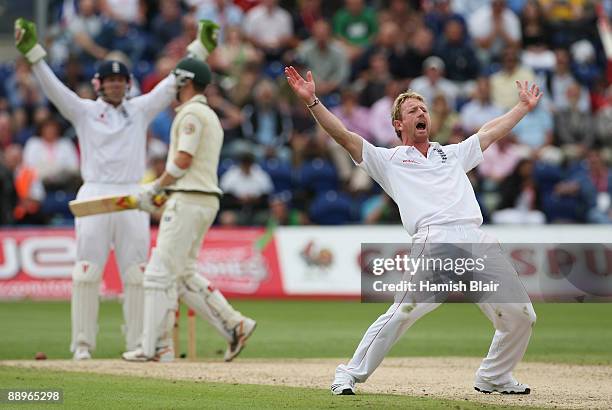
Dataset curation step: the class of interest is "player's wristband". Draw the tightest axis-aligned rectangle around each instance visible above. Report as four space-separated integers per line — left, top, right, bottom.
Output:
25 43 46 64
307 97 320 109
166 161 187 179
186 40 209 62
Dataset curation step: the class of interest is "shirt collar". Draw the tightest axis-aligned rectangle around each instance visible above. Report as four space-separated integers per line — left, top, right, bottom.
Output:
175 94 208 112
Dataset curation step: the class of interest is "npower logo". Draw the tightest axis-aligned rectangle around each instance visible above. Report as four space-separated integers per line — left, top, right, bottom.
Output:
0 237 76 280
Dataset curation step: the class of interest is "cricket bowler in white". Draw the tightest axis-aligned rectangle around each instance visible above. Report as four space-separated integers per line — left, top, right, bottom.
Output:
285 66 541 395
122 58 256 363
14 17 219 360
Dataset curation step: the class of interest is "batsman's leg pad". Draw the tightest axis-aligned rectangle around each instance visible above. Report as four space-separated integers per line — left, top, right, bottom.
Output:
142 249 177 357
122 263 145 351
178 276 230 342
70 261 102 352
180 273 242 336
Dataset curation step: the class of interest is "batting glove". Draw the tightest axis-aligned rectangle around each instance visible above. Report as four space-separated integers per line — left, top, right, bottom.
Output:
136 181 167 214
14 18 46 64
187 19 219 61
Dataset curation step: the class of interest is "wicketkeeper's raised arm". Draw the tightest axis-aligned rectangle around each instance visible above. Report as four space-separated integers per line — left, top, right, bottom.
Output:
285 66 364 162
15 18 83 122
133 20 220 122
477 81 542 151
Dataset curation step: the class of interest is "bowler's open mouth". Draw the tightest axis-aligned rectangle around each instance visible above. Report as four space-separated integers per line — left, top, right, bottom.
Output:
416 122 426 130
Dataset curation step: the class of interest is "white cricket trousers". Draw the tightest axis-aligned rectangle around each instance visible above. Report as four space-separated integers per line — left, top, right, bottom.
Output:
71 182 149 352
336 224 537 385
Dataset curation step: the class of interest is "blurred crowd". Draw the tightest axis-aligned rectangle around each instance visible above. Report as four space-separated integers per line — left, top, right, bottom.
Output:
1 0 612 227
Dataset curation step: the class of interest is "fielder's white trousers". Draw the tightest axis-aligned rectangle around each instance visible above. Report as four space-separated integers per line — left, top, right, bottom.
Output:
336 224 537 385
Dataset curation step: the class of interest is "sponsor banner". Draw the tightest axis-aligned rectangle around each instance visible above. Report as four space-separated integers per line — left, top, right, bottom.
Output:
276 226 612 298
0 227 283 300
276 226 409 296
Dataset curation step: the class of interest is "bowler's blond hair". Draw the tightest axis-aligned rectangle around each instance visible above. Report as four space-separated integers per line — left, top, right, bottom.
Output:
391 90 426 139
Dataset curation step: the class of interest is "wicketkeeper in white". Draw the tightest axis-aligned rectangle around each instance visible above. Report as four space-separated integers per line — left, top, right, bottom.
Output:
122 58 256 362
286 66 541 395
14 17 219 360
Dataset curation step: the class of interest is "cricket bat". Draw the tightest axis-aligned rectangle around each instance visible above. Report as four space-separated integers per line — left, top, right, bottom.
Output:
69 194 139 217
69 193 167 217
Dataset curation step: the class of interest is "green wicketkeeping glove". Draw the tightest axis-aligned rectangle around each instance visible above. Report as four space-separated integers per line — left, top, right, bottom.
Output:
14 18 46 64
199 20 219 53
186 19 219 61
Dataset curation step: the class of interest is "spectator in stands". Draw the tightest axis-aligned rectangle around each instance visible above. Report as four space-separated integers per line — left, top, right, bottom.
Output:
520 0 555 74
241 79 292 158
578 150 612 223
595 85 612 147
99 0 145 25
492 158 546 224
196 0 244 44
434 17 480 89
164 14 198 61
292 0 323 41
330 88 371 142
451 0 489 16
219 152 274 225
0 146 16 225
23 118 80 191
369 80 404 147
546 48 590 112
355 52 392 107
4 144 46 225
206 83 244 147
243 0 293 61
295 19 349 100
512 101 553 149
96 17 149 63
0 111 13 149
383 0 420 29
410 56 459 110
491 47 536 110
539 0 589 47
151 0 184 51
468 0 522 65
13 106 52 146
425 0 467 37
5 58 47 111
570 39 600 89
227 62 260 106
211 26 262 85
479 134 524 183
327 90 372 192
460 76 505 134
259 191 308 226
554 82 594 148
48 0 107 64
398 27 435 81
430 93 460 145
353 21 411 82
333 0 378 61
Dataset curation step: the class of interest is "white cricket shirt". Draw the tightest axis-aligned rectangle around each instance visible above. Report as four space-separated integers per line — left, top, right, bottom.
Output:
32 60 176 184
356 134 484 235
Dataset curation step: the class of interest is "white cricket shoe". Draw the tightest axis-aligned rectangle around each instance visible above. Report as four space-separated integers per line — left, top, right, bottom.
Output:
122 346 174 363
330 372 356 395
73 346 91 361
224 317 257 362
474 376 531 394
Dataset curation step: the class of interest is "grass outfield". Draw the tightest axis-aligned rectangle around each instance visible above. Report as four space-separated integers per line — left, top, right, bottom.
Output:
0 366 533 410
0 300 610 364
